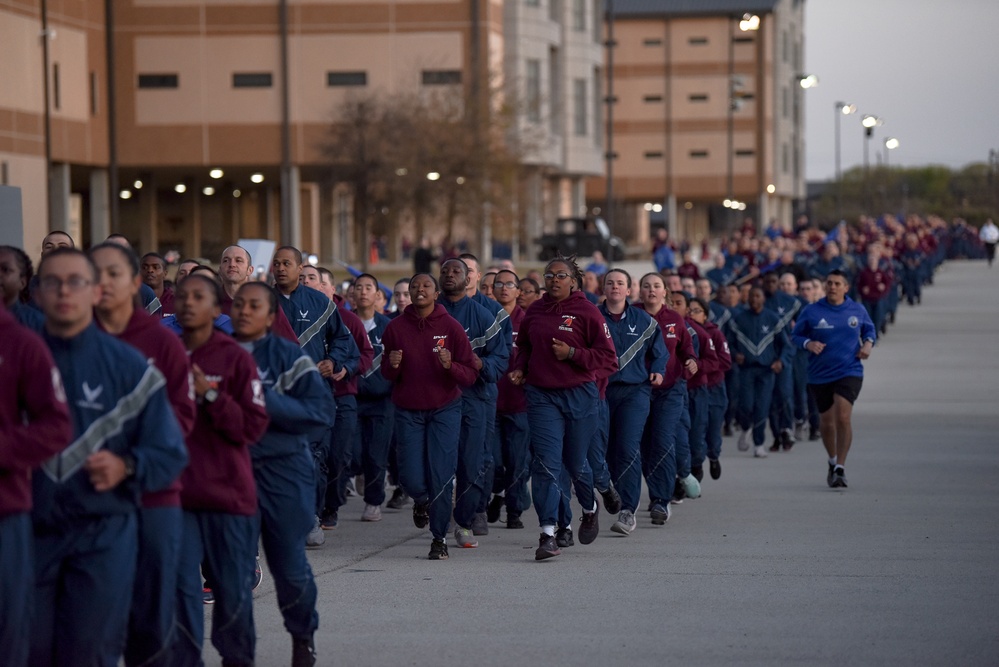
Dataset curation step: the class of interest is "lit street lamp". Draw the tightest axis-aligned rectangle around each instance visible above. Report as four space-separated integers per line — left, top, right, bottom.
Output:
833 102 856 221
884 136 900 168
862 114 882 175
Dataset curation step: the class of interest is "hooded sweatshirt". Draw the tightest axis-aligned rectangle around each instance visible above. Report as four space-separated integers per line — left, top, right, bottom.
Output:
381 303 479 410
496 306 527 415
333 304 374 398
636 303 696 390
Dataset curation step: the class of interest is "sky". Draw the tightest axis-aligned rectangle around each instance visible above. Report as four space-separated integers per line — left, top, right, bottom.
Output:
804 0 999 181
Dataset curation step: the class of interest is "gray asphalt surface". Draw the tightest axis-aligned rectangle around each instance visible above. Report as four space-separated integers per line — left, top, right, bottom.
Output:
213 260 999 666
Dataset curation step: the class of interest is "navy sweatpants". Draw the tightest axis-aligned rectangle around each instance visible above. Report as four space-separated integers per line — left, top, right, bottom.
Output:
475 408 500 515
327 395 358 515
357 397 393 507
587 398 612 492
0 513 33 667
31 512 138 667
705 383 728 460
606 382 651 514
525 383 597 529
497 411 531 516
688 384 709 470
254 447 319 640
792 350 810 424
125 506 182 667
769 364 794 437
173 511 257 667
675 386 692 478
738 365 776 446
642 381 686 506
394 399 462 541
454 395 489 529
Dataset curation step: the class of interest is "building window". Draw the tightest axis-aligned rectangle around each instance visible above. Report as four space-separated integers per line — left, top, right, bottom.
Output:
644 151 664 159
644 94 663 103
526 59 541 123
549 0 561 22
233 72 273 88
90 72 98 115
688 37 708 45
689 150 709 158
573 78 587 136
782 143 789 173
782 87 789 118
525 0 539 6
549 47 561 134
572 0 586 30
689 94 708 102
733 36 754 44
138 73 179 89
643 38 663 46
593 66 603 147
52 63 60 110
327 71 367 87
422 70 462 85
782 30 789 63
735 149 756 157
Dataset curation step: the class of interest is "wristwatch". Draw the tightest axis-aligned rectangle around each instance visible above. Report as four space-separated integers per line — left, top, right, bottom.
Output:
123 454 136 478
204 388 219 404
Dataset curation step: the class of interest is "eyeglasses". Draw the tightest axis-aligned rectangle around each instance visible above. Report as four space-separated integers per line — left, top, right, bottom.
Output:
39 275 92 292
689 307 704 314
544 272 572 281
494 281 518 290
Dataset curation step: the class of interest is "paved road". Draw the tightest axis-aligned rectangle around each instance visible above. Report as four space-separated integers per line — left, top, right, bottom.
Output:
220 260 999 666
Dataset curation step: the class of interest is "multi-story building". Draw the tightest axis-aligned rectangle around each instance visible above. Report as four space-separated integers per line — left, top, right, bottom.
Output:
587 0 807 251
1 0 604 265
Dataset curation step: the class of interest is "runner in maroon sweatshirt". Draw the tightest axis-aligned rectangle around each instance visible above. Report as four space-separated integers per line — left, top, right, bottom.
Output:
90 242 196 667
0 305 72 667
170 274 269 667
689 297 732 481
509 256 618 560
381 273 479 560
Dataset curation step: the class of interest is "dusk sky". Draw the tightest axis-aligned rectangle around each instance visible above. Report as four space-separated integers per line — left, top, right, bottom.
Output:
804 0 999 181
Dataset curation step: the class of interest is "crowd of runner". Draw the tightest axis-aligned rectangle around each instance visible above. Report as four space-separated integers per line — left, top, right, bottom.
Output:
0 211 979 666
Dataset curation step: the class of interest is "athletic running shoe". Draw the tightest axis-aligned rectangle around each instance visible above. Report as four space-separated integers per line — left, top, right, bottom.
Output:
386 487 409 509
292 636 317 667
671 480 686 504
681 474 701 499
345 478 357 498
506 512 524 529
454 527 479 548
780 428 795 451
555 527 574 548
827 463 836 487
486 494 505 523
252 555 263 590
600 485 622 514
412 502 430 529
610 510 636 535
753 445 768 458
428 538 449 560
471 512 489 536
320 511 338 530
691 465 704 483
737 429 750 451
709 458 721 480
794 420 806 442
535 533 561 560
809 427 820 441
650 502 671 525
769 439 781 453
361 504 382 522
305 516 325 548
723 423 733 437
831 467 848 488
578 507 599 545
203 587 214 604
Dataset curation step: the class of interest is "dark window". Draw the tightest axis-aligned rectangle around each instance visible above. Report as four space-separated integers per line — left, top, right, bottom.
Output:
422 70 462 85
643 38 663 46
90 72 98 115
735 149 756 157
689 94 708 102
733 36 755 44
233 72 272 88
327 71 367 87
689 37 708 45
52 63 60 110
644 151 664 159
643 95 663 103
138 74 179 88
689 150 709 158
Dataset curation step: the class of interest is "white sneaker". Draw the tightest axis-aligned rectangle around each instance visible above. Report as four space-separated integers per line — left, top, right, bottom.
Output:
794 421 806 442
610 510 636 535
737 429 750 451
361 504 382 522
681 474 701 499
753 445 769 458
306 516 325 548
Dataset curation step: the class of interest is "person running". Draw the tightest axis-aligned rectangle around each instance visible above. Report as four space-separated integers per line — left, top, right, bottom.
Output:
687 297 732 480
517 277 542 310
791 270 876 488
761 271 800 450
636 273 697 526
141 252 174 317
90 242 197 667
599 269 667 535
219 244 298 342
381 273 479 560
171 274 269 667
0 245 44 332
231 281 334 667
509 256 618 560
31 248 187 666
0 301 72 667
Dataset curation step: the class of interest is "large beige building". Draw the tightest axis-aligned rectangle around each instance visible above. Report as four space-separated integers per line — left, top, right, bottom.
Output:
587 0 807 249
1 0 605 264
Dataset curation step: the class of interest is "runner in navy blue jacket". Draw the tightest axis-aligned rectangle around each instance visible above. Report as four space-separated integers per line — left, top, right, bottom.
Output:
731 286 793 458
763 271 801 449
381 274 479 560
0 245 44 333
0 305 72 667
233 282 334 666
599 270 667 536
510 257 618 560
31 248 187 667
438 258 510 548
791 270 875 488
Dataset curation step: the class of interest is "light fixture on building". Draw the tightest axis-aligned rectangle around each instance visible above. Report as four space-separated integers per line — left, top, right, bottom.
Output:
723 199 732 208
652 203 663 213
456 176 465 185
233 189 242 198
738 202 747 211
250 173 265 184
426 172 440 181
644 203 653 212
798 74 819 89
684 201 693 210
119 190 132 200
203 186 215 196
307 254 319 266
839 103 857 116
174 183 187 193
209 168 224 179
133 180 143 189
766 184 776 194
395 168 408 176
739 13 760 31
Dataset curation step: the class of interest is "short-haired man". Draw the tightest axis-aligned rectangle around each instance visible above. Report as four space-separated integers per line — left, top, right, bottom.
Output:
220 245 298 342
141 252 173 316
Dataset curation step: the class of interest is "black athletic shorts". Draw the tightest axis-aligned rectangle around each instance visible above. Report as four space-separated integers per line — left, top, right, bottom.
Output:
810 376 863 413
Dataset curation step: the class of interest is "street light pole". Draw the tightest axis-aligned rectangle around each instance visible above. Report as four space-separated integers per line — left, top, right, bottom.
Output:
861 114 881 213
834 102 855 222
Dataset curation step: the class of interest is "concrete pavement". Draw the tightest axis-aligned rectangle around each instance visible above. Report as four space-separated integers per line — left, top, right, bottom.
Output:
225 260 999 666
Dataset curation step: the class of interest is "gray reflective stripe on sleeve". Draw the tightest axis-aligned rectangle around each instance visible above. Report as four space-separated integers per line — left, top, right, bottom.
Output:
715 309 731 329
273 355 319 395
733 327 776 358
774 300 800 332
298 300 337 349
146 297 161 315
364 351 383 378
469 309 509 351
41 365 166 483
617 319 659 372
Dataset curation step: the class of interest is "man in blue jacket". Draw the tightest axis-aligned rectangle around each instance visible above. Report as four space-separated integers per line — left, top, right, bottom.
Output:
32 248 187 666
762 271 801 450
791 270 875 488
